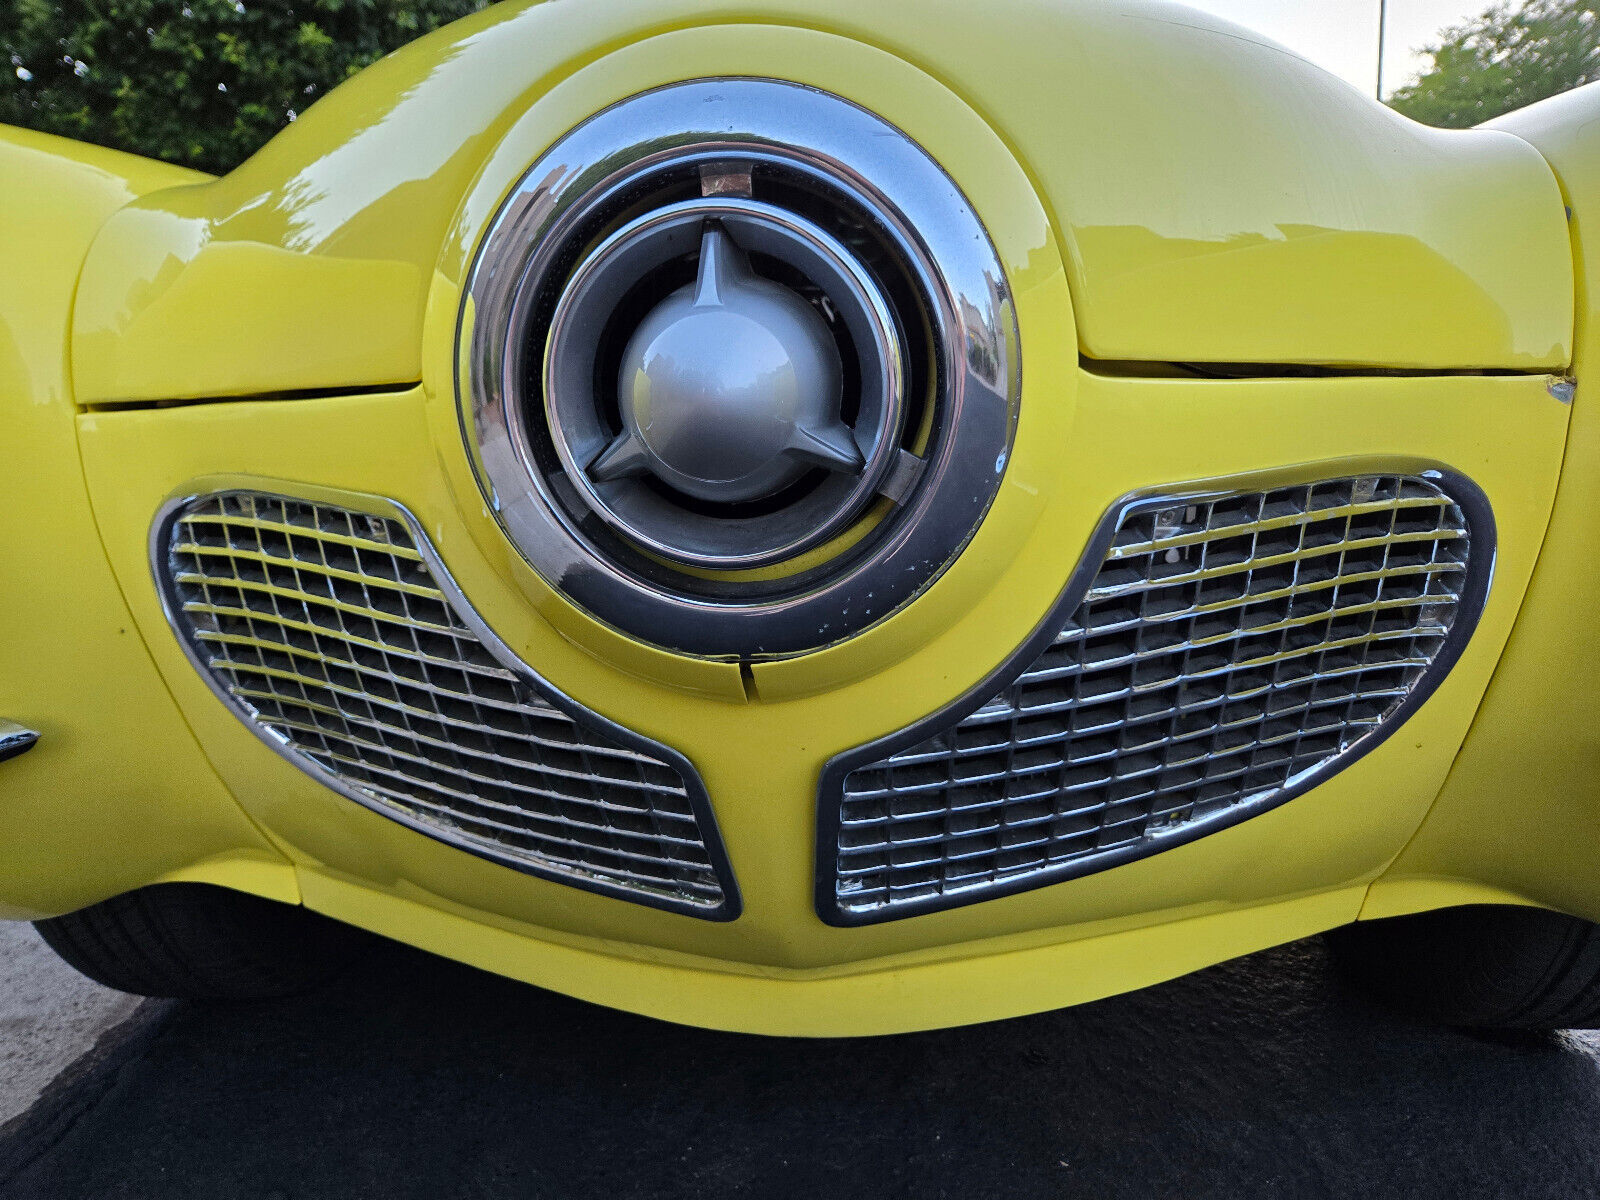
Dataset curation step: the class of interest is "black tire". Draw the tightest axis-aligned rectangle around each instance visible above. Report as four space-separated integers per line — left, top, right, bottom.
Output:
33 883 371 1000
1327 904 1600 1030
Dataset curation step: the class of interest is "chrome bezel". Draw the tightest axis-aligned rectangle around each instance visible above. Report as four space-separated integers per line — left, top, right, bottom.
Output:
815 460 1497 926
458 79 1019 659
149 479 741 921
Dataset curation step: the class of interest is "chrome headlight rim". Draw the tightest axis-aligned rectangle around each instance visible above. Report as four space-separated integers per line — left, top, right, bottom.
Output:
458 78 1019 660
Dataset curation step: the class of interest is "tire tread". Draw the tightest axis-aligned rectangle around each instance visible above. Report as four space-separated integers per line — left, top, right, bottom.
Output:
1329 905 1600 1031
34 884 366 1000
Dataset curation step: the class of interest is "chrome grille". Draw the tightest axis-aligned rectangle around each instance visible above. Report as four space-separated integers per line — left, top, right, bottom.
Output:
157 491 736 918
822 471 1490 924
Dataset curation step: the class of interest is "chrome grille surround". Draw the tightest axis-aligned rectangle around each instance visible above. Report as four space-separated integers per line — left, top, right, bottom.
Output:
152 486 738 920
818 466 1493 925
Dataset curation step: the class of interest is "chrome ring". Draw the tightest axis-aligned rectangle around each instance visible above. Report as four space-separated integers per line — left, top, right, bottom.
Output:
539 197 906 569
458 79 1019 659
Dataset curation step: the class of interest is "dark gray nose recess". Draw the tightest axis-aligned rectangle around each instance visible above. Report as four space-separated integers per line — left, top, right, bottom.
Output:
593 224 860 505
459 80 1019 659
540 193 909 571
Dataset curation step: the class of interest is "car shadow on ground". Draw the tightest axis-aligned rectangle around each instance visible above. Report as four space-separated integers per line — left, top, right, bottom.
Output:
3 934 1599 1199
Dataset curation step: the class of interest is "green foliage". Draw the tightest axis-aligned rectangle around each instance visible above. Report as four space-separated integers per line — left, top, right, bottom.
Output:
1 0 488 173
1389 0 1600 127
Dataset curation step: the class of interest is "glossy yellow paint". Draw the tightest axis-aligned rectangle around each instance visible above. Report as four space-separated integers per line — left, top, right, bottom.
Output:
0 126 295 920
6 1 1594 1034
1364 85 1600 925
75 368 1568 1031
70 0 1570 406
424 23 1068 695
299 869 1365 1036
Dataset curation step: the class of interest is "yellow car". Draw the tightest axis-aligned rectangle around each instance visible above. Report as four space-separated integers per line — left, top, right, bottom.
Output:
4 0 1598 1036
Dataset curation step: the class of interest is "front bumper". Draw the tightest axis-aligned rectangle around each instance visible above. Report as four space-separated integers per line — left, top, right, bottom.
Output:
0 368 1563 1035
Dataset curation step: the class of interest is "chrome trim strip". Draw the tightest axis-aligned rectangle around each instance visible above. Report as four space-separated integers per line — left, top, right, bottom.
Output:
815 461 1496 926
150 481 741 921
0 721 40 764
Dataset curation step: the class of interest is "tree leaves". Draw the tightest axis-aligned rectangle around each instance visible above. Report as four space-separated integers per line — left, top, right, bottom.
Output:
0 0 487 172
17 0 1593 170
1389 0 1600 127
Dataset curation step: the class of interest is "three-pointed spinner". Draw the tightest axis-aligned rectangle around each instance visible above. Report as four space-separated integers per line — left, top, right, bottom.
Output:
589 223 863 505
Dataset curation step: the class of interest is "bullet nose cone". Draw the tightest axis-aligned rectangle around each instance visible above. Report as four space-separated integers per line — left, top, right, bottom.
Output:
594 226 860 505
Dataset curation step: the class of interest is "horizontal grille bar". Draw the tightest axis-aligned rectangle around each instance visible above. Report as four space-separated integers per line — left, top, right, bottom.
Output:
156 489 737 918
820 470 1492 924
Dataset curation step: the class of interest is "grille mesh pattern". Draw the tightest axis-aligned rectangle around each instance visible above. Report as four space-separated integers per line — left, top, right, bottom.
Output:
829 474 1479 922
161 492 730 915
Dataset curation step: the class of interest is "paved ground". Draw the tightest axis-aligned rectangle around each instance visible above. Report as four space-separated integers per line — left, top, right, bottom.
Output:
2 929 1600 1198
0 925 144 1128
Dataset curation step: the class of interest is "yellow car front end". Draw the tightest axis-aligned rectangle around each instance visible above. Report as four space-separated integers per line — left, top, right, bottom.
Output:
3 0 1598 1035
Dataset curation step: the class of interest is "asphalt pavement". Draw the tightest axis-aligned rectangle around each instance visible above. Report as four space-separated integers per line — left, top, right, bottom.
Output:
2 928 1599 1199
0 925 145 1129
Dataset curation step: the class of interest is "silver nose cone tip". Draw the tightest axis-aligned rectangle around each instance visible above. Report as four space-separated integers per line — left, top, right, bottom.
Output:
592 224 861 505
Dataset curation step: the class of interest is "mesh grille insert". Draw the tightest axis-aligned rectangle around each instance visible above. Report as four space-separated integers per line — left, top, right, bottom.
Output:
823 472 1489 924
158 491 735 918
